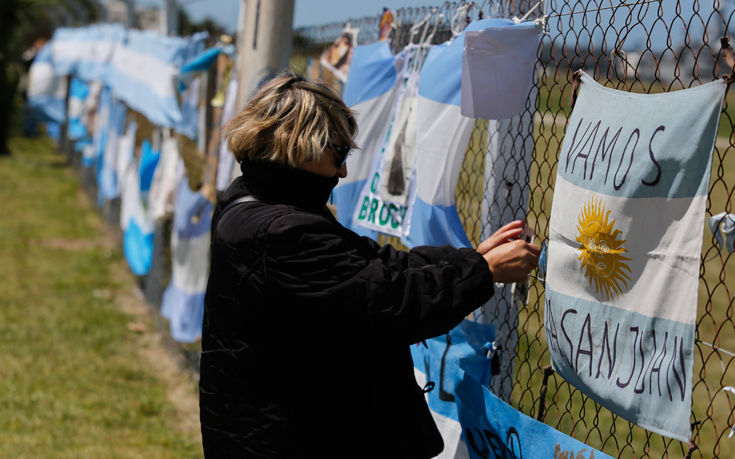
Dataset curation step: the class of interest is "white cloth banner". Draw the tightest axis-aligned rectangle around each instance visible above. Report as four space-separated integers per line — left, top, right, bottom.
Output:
333 40 401 239
545 71 727 441
353 45 423 237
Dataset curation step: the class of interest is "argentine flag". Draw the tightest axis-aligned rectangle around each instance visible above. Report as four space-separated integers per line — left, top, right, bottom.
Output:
51 24 124 82
106 29 206 128
545 72 726 442
161 180 213 343
27 43 67 124
333 40 399 239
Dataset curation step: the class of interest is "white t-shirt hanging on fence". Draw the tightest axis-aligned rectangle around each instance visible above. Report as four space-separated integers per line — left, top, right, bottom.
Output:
460 18 542 120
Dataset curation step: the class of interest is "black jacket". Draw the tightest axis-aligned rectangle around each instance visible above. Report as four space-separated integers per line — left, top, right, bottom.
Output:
200 160 494 458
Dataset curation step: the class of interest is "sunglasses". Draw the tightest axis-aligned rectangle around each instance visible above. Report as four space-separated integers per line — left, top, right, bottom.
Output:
327 141 352 168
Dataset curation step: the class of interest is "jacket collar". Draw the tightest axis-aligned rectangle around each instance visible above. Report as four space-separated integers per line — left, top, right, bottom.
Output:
229 159 339 213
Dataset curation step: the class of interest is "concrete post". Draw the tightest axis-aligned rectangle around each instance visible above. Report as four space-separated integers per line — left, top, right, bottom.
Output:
235 0 295 110
160 0 179 36
124 0 135 28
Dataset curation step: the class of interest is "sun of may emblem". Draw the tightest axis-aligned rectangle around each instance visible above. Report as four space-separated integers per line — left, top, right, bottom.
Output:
575 198 632 300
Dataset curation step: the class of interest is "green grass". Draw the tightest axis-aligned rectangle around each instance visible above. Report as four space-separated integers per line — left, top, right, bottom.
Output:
0 136 201 458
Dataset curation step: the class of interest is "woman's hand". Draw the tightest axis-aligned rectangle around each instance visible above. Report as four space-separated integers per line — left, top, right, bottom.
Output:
476 220 526 255
477 221 540 283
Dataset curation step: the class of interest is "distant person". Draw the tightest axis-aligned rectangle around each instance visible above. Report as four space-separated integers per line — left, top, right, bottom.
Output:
200 72 539 458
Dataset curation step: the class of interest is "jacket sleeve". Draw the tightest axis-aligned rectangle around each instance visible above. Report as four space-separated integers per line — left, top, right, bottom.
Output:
260 212 494 344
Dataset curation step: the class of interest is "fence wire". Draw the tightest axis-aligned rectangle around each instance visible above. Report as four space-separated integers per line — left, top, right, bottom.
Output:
296 1 735 457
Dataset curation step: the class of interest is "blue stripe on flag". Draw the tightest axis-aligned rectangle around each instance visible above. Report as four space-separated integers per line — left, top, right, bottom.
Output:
545 288 694 441
106 71 184 127
161 284 205 343
342 41 396 107
124 218 155 276
402 197 471 248
139 140 160 193
455 364 612 459
173 181 213 239
411 320 495 422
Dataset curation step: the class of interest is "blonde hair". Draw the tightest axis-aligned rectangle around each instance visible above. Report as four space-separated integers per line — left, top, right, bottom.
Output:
226 72 357 167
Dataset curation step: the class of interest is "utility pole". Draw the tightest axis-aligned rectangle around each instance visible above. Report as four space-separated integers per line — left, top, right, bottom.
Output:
160 0 179 36
235 0 295 110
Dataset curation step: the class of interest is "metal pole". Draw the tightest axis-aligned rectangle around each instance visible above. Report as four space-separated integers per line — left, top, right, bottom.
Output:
235 0 295 110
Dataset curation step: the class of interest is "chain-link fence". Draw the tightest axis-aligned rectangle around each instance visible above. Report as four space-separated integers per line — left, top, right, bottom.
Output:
295 1 735 456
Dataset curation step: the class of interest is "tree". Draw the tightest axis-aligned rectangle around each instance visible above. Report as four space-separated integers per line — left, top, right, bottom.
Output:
0 0 100 154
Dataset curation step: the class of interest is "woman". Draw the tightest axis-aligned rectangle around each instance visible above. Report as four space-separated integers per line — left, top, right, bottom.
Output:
200 73 539 458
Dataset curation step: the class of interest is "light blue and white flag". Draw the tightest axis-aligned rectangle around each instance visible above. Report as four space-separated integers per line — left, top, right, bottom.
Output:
545 71 727 441
106 29 206 128
333 40 399 239
27 43 66 124
411 318 610 458
139 138 161 194
120 153 155 276
84 86 111 168
455 366 611 459
352 44 424 239
149 131 184 221
97 99 127 202
411 320 495 458
402 20 503 248
161 180 212 343
175 75 203 140
51 24 124 82
67 78 89 141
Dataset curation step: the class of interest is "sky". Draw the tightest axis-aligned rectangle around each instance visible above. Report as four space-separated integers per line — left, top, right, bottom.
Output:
179 0 443 32
140 0 732 52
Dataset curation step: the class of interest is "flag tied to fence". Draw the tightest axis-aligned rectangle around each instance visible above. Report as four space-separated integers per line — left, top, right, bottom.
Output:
45 24 206 128
411 320 610 458
338 19 528 247
545 71 727 441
